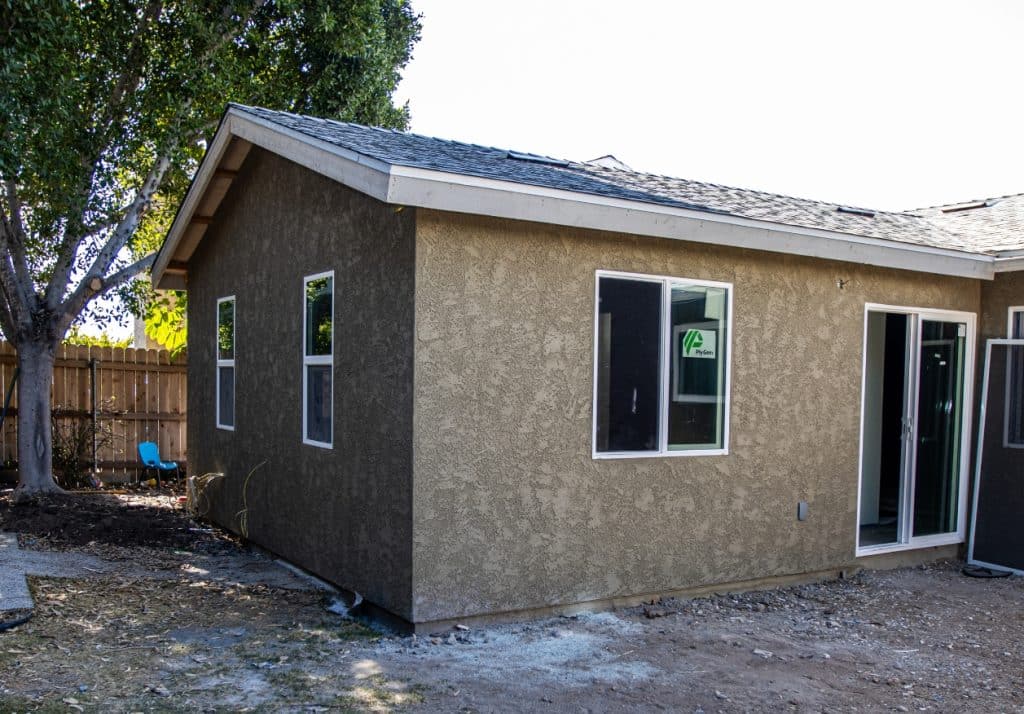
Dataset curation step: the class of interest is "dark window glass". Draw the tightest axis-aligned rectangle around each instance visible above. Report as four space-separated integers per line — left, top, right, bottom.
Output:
305 277 333 356
668 284 728 450
595 277 662 452
217 299 234 360
1008 341 1024 446
218 366 235 427
306 365 332 444
912 320 965 537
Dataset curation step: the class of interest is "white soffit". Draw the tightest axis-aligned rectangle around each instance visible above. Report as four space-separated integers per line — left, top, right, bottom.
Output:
153 108 999 289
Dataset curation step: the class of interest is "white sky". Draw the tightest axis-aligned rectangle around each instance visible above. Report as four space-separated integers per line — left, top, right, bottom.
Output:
393 0 1024 211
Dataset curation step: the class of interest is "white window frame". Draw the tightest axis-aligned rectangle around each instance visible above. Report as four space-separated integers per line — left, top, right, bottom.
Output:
969 338 1024 575
302 271 334 449
591 269 734 460
1007 306 1024 338
215 295 235 431
854 303 976 557
1002 309 1024 448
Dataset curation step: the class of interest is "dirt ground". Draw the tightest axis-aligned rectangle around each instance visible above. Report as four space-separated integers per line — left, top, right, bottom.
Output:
1 490 1022 713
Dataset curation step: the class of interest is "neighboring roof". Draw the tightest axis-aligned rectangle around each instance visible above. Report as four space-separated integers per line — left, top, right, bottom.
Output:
153 105 1022 288
917 193 1024 255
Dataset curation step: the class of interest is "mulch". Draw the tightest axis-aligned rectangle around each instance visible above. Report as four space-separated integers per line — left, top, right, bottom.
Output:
0 489 230 552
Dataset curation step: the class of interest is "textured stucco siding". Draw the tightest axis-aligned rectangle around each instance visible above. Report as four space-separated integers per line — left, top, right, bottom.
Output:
411 209 980 623
980 271 1024 341
187 148 416 619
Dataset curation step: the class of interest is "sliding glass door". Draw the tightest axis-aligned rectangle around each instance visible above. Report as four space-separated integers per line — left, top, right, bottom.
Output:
858 307 973 553
912 320 966 537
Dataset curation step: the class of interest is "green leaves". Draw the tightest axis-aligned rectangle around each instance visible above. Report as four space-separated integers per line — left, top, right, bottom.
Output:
1 0 421 345
145 290 187 356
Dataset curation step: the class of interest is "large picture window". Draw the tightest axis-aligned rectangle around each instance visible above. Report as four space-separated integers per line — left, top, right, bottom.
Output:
303 272 333 447
216 296 235 430
593 271 732 457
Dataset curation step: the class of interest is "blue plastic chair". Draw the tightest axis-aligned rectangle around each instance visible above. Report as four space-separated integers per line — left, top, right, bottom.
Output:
137 441 179 487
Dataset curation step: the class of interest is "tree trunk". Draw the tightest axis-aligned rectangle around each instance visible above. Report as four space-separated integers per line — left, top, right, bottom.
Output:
14 342 62 499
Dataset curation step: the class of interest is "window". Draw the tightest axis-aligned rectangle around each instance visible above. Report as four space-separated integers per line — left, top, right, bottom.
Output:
593 270 732 457
303 272 333 447
216 296 235 430
1006 308 1024 448
1009 307 1024 339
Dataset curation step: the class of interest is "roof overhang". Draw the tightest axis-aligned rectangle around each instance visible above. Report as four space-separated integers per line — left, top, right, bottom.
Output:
153 107 1001 289
993 253 1024 273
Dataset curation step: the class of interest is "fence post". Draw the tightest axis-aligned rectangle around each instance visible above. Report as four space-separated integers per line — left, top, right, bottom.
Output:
90 356 98 474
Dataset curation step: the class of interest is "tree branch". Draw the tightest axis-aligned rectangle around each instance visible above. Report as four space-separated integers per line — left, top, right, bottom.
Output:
48 0 163 311
56 151 170 319
0 247 31 335
0 240 25 338
2 180 37 300
0 190 37 330
56 253 156 336
0 284 17 342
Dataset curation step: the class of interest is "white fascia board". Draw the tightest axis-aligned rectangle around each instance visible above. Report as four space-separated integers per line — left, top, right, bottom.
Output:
152 108 392 288
228 111 392 199
386 166 996 280
152 116 236 287
994 255 1024 273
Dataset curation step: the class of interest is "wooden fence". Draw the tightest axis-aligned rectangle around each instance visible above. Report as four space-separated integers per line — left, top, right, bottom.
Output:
0 341 187 482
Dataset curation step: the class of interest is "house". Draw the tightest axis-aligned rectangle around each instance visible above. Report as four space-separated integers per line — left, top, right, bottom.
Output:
153 104 1024 631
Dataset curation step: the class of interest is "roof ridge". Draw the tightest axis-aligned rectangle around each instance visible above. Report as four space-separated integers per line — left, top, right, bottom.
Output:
911 191 1024 213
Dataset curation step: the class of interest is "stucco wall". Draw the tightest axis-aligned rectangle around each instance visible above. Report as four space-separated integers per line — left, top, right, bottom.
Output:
980 270 1024 341
411 209 980 623
187 148 416 619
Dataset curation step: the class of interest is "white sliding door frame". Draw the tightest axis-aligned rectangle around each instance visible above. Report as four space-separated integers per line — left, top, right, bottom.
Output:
855 303 976 557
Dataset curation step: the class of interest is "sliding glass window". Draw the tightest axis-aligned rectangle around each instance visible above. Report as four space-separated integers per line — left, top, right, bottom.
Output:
594 271 732 457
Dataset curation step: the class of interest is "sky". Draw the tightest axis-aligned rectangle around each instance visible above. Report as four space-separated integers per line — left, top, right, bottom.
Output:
393 0 1024 211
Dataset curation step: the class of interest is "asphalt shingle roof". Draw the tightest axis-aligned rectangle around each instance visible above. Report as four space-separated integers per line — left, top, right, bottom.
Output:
236 105 1022 256
917 194 1024 254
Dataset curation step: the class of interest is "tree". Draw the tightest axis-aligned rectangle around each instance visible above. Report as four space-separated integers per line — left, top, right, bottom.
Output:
0 0 420 497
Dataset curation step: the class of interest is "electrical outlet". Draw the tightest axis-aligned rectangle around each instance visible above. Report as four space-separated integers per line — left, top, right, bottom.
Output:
797 501 809 521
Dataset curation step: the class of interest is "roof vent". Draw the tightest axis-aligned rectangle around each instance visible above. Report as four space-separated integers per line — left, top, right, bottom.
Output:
941 198 1001 213
586 154 633 171
507 151 569 167
836 205 876 218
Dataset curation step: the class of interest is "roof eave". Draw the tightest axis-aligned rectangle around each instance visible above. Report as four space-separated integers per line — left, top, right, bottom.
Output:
994 254 1024 273
386 165 995 280
153 107 394 289
153 107 999 289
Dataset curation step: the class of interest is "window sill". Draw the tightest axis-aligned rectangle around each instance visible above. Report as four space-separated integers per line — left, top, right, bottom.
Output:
216 424 235 432
302 438 333 450
593 448 728 460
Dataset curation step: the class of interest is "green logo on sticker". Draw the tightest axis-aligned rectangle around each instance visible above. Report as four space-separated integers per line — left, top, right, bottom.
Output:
683 329 703 355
